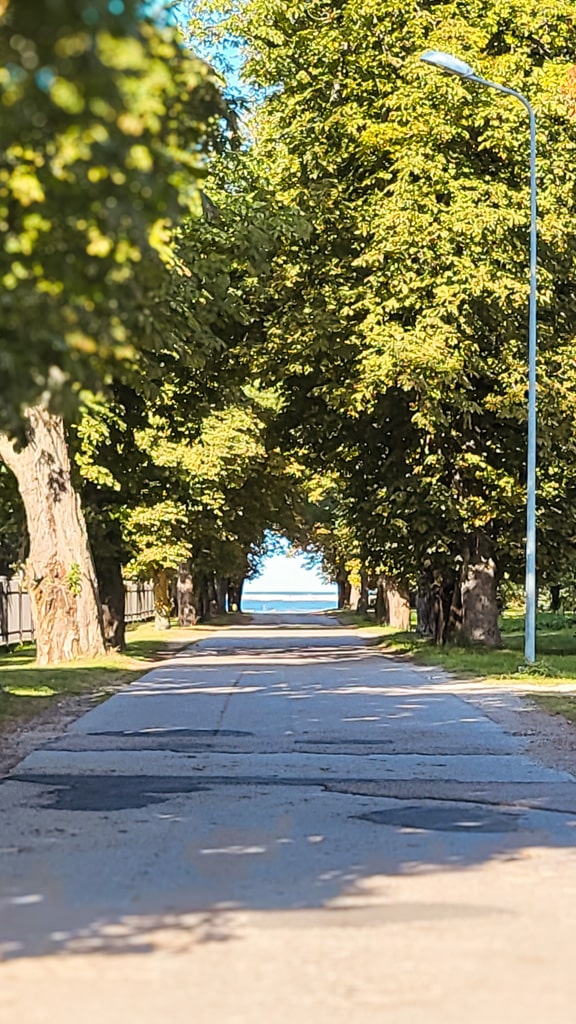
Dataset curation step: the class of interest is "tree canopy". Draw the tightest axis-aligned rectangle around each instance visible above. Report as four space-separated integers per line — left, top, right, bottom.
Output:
0 0 227 432
189 0 576 639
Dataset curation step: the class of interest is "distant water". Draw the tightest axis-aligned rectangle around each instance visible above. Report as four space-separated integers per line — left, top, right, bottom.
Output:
242 591 337 614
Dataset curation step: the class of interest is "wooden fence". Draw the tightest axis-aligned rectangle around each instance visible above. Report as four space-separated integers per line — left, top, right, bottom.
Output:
0 576 155 647
124 580 155 625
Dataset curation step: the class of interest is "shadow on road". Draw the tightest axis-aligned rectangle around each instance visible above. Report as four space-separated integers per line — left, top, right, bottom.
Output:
1 615 576 963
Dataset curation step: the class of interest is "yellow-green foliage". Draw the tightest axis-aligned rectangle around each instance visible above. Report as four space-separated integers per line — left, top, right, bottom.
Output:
0 0 227 434
194 0 576 589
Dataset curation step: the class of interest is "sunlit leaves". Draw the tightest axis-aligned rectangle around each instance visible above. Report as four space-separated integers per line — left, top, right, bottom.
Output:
0 0 228 434
205 0 576 589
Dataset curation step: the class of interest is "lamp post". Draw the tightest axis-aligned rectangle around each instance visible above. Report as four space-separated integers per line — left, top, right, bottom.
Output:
420 50 538 664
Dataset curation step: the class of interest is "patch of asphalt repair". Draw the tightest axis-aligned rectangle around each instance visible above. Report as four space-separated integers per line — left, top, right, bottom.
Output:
4 772 576 816
1 774 212 811
85 729 256 738
354 804 525 833
40 730 527 757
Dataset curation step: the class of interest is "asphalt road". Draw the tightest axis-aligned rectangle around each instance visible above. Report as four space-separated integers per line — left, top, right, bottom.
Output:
2 613 576 1022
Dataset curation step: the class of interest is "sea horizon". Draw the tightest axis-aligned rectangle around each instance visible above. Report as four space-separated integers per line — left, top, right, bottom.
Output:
242 589 337 613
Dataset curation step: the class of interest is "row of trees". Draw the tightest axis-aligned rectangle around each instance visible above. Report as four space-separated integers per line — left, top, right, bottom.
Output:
193 0 576 646
0 0 295 662
2 0 576 664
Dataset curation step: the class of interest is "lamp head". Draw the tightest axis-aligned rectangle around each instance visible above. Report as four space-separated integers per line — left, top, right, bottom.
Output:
420 50 476 79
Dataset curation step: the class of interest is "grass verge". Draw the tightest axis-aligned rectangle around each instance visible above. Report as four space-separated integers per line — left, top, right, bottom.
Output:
0 615 245 732
529 694 576 724
333 609 576 691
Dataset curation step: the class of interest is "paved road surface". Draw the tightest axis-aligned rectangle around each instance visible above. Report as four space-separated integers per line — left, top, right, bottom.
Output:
2 614 576 1022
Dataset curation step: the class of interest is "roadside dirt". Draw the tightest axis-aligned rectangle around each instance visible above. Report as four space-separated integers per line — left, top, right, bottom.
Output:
0 678 130 778
463 685 576 777
0 636 205 778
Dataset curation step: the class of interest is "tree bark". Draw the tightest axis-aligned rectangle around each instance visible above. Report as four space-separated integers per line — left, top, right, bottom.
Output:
154 568 172 629
461 533 501 647
176 562 197 626
416 570 457 645
388 587 410 630
336 571 351 610
0 409 105 665
95 554 126 650
227 577 245 612
416 575 435 638
356 571 370 614
375 576 410 630
216 577 228 616
375 576 387 625
208 575 219 618
193 573 211 622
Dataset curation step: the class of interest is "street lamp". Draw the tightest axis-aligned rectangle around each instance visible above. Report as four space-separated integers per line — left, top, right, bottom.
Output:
421 49 538 664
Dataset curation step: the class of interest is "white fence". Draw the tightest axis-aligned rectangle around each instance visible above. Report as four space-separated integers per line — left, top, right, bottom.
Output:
0 576 155 647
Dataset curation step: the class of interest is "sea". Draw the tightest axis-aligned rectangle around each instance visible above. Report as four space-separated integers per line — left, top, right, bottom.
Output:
242 591 337 614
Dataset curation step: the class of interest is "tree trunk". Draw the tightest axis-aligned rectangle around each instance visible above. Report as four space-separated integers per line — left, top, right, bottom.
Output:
154 568 172 630
95 554 126 650
356 571 370 614
0 409 105 665
461 533 501 647
176 562 197 626
388 588 410 630
227 576 245 612
216 577 228 615
416 575 435 637
193 573 211 622
375 576 388 625
375 576 410 630
446 579 463 640
208 575 219 618
416 570 456 645
336 571 351 610
550 585 562 613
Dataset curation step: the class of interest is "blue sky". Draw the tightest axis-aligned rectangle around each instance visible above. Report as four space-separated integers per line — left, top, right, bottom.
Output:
173 2 245 92
244 551 336 594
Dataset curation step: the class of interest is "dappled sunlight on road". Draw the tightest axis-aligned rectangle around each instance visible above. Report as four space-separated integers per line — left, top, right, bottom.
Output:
2 607 576 1024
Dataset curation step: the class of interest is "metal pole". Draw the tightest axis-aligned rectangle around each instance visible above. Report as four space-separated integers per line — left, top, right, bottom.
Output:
467 77 538 663
524 107 538 663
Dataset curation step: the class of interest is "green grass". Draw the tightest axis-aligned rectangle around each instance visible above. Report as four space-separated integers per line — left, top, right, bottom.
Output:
325 608 372 628
0 617 233 731
529 693 576 723
335 609 576 689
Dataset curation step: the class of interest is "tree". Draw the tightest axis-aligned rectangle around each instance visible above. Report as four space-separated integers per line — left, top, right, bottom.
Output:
197 0 576 647
0 0 228 428
77 380 303 629
69 143 308 634
0 0 228 662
